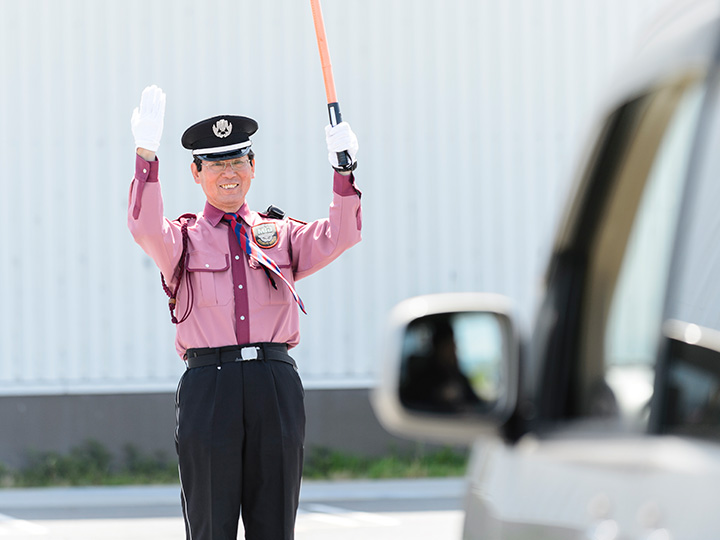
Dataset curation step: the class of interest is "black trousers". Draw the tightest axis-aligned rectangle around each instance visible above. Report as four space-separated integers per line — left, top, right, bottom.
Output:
175 351 306 540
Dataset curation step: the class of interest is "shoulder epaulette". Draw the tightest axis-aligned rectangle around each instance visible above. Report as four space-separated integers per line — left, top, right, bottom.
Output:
175 212 197 224
260 205 307 224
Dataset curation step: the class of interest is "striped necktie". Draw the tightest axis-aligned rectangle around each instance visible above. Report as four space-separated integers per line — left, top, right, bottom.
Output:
223 213 306 314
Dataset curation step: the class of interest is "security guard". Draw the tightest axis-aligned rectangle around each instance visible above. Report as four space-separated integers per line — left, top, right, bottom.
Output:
128 85 361 540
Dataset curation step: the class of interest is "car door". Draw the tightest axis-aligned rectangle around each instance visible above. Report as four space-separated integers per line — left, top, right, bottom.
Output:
464 22 720 540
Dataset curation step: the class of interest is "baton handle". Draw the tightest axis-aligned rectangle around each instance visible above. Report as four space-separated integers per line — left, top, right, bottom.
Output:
328 102 350 168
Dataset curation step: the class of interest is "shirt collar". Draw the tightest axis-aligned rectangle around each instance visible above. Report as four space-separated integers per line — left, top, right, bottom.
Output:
204 200 253 227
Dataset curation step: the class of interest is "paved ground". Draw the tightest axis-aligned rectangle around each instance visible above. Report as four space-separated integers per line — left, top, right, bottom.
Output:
0 478 466 539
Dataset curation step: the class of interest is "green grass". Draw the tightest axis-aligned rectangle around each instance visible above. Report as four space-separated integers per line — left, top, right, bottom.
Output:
0 440 468 488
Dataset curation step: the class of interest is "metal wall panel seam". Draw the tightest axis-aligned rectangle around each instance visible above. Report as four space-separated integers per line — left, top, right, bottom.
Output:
0 0 675 395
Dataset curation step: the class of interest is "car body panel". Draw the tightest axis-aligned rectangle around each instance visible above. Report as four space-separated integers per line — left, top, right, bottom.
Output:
373 2 720 539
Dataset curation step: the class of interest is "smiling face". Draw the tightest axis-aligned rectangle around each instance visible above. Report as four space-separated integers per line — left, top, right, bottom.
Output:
192 157 255 212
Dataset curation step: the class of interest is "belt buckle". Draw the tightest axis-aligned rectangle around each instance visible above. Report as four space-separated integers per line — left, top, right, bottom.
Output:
240 347 259 361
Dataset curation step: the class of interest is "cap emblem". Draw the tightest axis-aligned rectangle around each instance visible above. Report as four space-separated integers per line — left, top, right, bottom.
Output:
212 119 233 139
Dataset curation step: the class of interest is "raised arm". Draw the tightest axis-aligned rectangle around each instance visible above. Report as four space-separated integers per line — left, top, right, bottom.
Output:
127 86 184 280
291 122 362 280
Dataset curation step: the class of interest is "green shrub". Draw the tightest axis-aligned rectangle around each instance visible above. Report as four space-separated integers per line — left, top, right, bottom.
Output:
0 441 468 487
303 445 468 480
2 440 177 487
19 440 113 487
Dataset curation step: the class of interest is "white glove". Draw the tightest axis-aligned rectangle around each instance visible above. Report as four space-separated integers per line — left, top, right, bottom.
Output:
325 122 358 169
131 85 166 152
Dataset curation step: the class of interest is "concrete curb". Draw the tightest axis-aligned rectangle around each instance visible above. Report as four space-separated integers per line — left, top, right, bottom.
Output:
0 478 466 509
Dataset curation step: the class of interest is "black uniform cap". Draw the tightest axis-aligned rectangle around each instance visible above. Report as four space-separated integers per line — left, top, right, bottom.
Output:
181 115 258 161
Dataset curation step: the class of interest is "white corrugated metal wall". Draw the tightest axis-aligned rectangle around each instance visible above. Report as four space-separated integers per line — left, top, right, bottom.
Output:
0 0 671 394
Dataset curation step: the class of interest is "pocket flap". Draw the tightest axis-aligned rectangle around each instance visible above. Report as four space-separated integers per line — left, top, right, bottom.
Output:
187 251 230 272
261 247 291 267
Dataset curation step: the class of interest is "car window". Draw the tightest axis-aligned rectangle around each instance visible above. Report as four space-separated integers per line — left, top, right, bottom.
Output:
667 80 720 329
660 73 720 439
576 76 706 430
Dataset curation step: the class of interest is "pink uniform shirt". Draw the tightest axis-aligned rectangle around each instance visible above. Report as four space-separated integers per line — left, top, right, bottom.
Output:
128 155 362 358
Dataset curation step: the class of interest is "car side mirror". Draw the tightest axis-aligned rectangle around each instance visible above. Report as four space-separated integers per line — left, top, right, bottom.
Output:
372 293 520 444
653 320 720 439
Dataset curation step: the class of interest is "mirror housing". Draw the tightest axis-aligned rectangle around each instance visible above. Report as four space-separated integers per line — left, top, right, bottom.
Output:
652 320 720 439
372 293 520 445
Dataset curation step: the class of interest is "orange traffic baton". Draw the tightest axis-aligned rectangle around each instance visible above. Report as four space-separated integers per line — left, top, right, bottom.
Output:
310 0 351 168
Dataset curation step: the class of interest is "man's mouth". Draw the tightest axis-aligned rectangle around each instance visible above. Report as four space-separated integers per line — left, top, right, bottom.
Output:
220 183 239 190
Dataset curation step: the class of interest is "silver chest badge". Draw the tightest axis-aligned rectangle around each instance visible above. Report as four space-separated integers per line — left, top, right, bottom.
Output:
252 223 279 249
212 119 233 138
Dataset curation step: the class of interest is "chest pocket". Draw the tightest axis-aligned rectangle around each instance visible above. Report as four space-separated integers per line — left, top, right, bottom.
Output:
248 245 295 306
186 251 232 307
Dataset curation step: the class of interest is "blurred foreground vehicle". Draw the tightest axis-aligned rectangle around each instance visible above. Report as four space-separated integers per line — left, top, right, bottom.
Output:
373 1 720 538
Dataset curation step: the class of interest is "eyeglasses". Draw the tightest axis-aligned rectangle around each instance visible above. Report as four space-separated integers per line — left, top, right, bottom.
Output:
203 158 251 173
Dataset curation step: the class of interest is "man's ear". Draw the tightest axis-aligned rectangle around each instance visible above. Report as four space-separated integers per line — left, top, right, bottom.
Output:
191 161 201 184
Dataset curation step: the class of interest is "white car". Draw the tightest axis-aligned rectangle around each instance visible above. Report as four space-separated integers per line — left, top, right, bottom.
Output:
373 1 720 538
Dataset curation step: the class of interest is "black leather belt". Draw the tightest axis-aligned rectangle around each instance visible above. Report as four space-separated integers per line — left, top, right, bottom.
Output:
184 343 296 369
